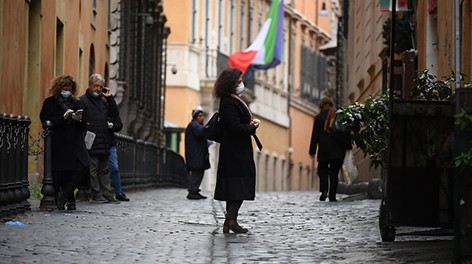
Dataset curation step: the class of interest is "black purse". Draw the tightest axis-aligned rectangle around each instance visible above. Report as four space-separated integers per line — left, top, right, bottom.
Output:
204 112 222 142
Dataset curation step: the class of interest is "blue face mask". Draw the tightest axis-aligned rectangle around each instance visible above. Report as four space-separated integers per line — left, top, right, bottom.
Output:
61 90 72 98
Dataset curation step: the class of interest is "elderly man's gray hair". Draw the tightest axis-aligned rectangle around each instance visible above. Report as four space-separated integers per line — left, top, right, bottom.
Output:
88 73 105 86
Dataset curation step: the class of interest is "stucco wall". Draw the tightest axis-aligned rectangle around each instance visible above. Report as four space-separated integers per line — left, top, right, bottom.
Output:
0 0 110 183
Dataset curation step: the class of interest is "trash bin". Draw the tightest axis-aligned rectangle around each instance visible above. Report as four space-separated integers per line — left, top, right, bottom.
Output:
379 100 454 241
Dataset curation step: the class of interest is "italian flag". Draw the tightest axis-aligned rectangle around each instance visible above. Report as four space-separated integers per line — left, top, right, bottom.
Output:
380 0 409 12
228 0 284 74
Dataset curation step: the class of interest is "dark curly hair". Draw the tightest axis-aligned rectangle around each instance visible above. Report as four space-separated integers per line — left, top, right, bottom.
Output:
213 68 242 98
49 75 78 99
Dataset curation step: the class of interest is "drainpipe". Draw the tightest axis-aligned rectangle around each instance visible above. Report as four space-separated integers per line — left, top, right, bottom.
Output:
454 0 461 88
205 0 210 78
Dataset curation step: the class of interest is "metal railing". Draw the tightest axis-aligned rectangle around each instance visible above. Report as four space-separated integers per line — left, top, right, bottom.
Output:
0 113 189 218
115 134 188 190
0 114 31 220
158 148 189 188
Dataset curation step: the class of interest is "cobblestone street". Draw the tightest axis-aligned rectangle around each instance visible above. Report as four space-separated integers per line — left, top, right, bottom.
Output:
0 189 452 263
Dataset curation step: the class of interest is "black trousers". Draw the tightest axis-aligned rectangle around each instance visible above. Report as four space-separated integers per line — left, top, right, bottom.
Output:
188 169 205 193
53 166 88 204
317 159 343 198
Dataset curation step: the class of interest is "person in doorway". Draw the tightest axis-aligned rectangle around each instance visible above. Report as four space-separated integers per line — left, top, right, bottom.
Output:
309 97 349 202
39 75 89 210
78 74 119 203
213 68 260 234
185 109 211 200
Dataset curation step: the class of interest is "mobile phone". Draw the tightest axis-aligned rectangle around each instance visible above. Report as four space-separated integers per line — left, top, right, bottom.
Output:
102 87 109 93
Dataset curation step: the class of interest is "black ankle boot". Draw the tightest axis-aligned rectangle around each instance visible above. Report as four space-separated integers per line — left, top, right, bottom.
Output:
67 203 76 210
319 192 327 201
56 192 66 210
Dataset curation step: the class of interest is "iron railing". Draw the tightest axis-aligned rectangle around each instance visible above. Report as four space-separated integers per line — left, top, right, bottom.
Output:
114 134 188 190
0 114 189 218
158 148 189 188
0 114 31 221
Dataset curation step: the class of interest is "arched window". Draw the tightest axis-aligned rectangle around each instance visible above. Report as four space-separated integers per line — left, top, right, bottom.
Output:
89 44 95 77
92 0 97 28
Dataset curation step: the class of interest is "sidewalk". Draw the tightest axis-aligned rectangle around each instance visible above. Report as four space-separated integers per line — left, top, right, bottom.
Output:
0 189 452 263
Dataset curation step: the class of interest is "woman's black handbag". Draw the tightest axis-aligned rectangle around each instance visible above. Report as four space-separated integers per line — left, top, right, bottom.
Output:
204 112 222 142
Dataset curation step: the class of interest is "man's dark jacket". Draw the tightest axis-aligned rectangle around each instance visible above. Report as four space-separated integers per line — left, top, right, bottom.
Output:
78 90 113 156
185 120 210 171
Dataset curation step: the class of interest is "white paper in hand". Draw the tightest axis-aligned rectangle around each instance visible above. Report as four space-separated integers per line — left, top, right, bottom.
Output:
84 131 96 150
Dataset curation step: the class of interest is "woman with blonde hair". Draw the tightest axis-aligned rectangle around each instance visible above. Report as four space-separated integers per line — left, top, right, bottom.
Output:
40 75 90 210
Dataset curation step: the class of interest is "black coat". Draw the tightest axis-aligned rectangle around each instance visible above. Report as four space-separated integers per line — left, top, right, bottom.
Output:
78 91 111 156
184 121 210 171
309 109 347 162
106 96 123 147
214 96 257 201
39 96 90 171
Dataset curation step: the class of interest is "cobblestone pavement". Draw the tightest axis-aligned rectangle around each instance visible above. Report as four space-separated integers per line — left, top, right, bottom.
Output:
0 189 452 263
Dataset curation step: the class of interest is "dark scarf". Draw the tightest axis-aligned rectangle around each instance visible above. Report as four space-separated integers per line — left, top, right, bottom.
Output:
230 93 253 118
57 96 73 112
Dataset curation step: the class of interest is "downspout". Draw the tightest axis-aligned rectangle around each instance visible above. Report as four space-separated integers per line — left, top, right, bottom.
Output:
454 0 461 88
205 0 210 78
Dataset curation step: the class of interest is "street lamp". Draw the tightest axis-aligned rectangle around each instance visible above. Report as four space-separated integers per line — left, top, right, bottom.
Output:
319 2 329 16
170 64 177 75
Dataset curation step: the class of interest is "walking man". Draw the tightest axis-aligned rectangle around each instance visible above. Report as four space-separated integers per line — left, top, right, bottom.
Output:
185 109 211 200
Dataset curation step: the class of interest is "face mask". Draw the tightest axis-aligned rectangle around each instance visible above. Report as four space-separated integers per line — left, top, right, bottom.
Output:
91 91 100 98
235 82 245 95
61 90 72 98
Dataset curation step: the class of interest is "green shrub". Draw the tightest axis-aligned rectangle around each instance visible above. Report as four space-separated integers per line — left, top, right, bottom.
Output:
29 184 43 200
336 69 457 168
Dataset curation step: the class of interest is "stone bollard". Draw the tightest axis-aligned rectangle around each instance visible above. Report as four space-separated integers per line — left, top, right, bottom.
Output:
367 178 382 199
40 120 56 210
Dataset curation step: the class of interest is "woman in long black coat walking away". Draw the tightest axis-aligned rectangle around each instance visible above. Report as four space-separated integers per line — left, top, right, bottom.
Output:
40 75 90 210
214 68 260 234
309 97 350 202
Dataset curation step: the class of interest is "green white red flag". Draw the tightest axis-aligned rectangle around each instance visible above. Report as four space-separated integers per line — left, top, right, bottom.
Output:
380 0 409 12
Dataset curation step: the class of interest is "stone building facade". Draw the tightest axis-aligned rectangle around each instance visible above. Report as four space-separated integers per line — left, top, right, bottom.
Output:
108 0 170 144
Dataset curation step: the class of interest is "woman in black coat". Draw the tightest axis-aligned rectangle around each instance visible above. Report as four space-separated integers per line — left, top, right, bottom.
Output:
309 97 349 202
214 68 260 234
39 75 90 210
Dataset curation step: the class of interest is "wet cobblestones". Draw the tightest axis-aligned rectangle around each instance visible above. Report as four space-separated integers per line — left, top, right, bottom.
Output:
0 189 452 263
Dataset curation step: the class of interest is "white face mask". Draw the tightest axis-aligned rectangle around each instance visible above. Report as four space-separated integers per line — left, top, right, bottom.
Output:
235 82 245 95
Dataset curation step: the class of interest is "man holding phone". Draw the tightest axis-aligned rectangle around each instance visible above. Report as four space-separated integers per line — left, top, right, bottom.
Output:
78 74 119 203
